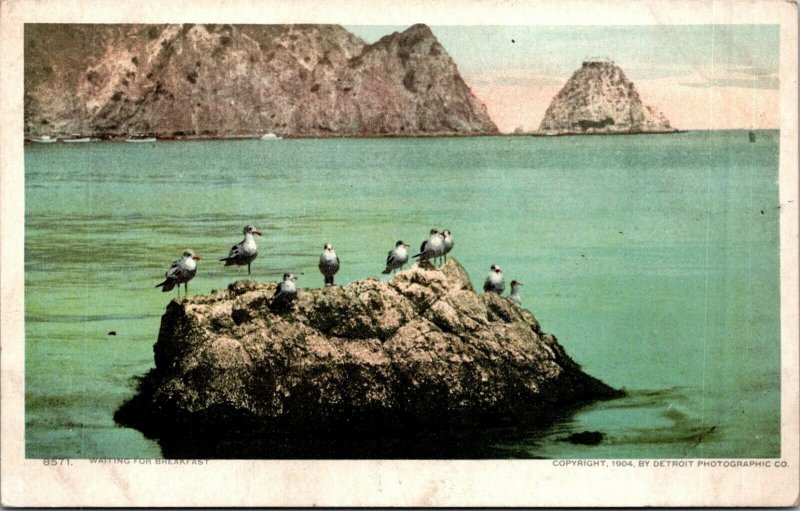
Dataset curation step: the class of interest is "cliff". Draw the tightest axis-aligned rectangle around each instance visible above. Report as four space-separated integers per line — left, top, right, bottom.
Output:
24 24 498 139
116 259 621 451
538 61 674 135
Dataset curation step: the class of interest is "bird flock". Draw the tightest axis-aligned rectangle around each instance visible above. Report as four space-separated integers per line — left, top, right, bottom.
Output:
156 225 523 306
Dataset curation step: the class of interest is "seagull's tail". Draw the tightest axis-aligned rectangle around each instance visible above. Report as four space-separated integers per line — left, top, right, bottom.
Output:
411 253 423 259
156 279 176 292
381 267 391 274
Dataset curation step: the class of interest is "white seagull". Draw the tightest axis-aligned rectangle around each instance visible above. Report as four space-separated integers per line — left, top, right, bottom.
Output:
156 250 200 296
318 243 340 287
412 229 445 265
382 240 411 274
220 225 261 275
273 273 299 306
440 229 454 264
509 280 523 305
483 264 505 294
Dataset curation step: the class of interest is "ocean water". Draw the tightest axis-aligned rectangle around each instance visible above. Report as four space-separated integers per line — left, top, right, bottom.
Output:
25 130 781 459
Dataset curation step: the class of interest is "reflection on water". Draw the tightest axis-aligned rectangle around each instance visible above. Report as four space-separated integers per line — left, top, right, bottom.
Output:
127 388 720 459
25 132 781 458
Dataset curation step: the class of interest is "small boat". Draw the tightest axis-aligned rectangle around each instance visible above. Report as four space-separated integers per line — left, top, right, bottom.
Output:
63 137 92 143
748 130 756 143
260 133 283 140
30 135 56 143
125 137 157 143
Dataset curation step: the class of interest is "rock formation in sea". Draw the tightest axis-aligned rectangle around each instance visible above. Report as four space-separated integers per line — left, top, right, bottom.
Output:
115 259 621 447
538 60 674 135
24 24 498 139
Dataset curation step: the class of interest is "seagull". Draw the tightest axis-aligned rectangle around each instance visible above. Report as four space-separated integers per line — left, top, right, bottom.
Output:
318 243 340 287
382 240 411 274
440 229 454 264
155 250 200 296
273 273 299 306
509 280 523 305
220 225 261 275
483 264 505 294
412 229 445 265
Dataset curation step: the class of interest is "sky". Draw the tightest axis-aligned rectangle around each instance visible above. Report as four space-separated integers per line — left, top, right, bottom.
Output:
347 25 780 133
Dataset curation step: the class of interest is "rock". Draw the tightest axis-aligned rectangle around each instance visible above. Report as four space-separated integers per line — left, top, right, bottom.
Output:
115 259 622 440
24 24 498 139
538 60 675 135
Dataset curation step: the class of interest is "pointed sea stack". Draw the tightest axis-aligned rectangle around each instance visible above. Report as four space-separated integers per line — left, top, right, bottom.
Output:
538 60 674 135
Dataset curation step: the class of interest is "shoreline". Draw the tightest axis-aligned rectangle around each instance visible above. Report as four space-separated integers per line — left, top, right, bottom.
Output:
23 128 775 144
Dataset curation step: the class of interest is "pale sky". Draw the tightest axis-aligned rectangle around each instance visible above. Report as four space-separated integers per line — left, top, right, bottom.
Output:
347 25 780 133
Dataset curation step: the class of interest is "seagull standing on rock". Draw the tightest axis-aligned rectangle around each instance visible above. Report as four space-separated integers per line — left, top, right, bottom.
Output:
220 225 261 275
440 229 454 264
273 273 299 307
509 280 523 305
412 229 445 265
483 264 505 294
318 243 340 287
382 240 410 274
156 250 200 296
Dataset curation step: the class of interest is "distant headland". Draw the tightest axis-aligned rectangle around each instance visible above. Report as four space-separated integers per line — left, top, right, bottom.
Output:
24 24 498 140
24 25 681 140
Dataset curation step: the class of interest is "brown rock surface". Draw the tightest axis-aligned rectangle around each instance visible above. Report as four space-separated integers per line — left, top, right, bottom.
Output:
116 259 621 440
538 60 675 135
24 24 498 138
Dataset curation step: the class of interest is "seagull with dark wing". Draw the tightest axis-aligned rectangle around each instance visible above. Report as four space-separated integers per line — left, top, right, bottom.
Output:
509 280 523 305
272 273 299 307
483 264 505 294
318 243 340 287
412 229 444 265
220 225 261 275
382 240 410 275
156 250 200 296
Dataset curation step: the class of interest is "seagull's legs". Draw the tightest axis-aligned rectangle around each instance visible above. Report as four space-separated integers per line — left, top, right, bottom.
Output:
248 262 251 275
184 282 188 295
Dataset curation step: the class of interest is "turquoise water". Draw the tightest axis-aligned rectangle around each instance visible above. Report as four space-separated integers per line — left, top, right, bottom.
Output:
25 131 781 458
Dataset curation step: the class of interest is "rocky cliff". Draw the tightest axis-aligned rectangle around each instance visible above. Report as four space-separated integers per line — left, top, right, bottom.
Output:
116 259 621 450
538 61 674 135
24 24 498 138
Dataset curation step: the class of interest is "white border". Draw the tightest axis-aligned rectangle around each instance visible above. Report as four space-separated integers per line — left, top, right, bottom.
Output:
1 0 797 506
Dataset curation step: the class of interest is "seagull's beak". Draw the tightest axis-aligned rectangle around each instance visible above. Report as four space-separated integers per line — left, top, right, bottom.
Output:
518 283 523 286
193 255 201 261
253 230 262 236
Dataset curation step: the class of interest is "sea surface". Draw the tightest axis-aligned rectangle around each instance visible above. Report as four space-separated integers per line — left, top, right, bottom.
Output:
25 130 781 459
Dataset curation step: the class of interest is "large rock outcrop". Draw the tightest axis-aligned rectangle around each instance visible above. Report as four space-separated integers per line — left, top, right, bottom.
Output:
24 24 498 139
538 60 674 135
116 259 621 444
